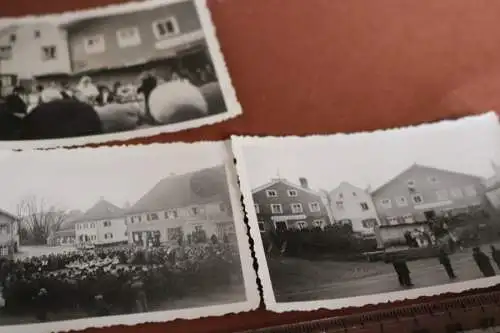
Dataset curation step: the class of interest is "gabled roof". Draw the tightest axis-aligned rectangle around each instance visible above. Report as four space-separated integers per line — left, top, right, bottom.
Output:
126 165 229 215
329 181 367 196
371 163 485 195
252 178 323 197
74 199 124 223
0 208 18 222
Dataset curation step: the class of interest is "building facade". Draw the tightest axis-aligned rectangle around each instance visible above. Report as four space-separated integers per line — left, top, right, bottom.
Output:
74 199 127 247
252 177 331 233
0 22 72 81
64 0 208 85
328 182 380 235
125 164 236 247
0 209 19 256
371 164 488 225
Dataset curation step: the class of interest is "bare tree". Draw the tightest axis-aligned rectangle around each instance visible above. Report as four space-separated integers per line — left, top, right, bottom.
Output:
16 195 67 245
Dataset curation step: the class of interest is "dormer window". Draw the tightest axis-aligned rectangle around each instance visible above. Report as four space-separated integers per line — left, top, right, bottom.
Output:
266 190 278 197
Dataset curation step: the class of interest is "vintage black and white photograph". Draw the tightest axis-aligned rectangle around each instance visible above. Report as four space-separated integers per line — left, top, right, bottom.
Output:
233 112 500 312
0 0 240 149
0 141 257 332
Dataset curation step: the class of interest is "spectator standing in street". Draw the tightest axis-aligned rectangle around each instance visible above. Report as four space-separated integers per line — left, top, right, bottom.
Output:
438 248 457 279
473 247 496 277
490 245 500 270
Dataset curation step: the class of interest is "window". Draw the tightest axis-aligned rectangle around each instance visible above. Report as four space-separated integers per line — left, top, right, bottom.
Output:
219 203 228 212
34 30 41 38
104 233 113 239
116 27 141 48
450 187 463 198
296 221 307 230
270 204 283 214
9 34 16 43
258 222 265 232
336 201 344 210
287 189 298 197
130 215 142 223
275 221 287 231
92 235 97 240
90 223 95 228
386 216 399 225
436 190 449 201
309 202 321 212
352 192 357 197
84 35 105 54
254 204 260 214
380 199 392 208
338 193 344 199
0 46 11 60
266 190 278 197
403 214 415 223
167 227 182 240
152 17 180 39
291 203 303 213
148 213 159 220
407 179 416 187
361 218 377 228
411 194 423 204
164 210 178 219
190 207 202 216
41 45 57 61
84 223 88 229
464 185 477 197
103 221 111 227
396 196 408 207
428 176 439 184
194 225 204 232
360 202 369 211
312 219 325 228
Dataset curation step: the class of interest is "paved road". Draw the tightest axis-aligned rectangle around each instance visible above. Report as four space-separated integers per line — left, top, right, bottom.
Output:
272 247 500 302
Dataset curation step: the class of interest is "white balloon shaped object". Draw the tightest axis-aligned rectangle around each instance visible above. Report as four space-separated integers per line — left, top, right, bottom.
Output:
148 79 208 124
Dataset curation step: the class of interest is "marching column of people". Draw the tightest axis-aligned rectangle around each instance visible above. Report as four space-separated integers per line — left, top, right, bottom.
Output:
387 245 500 288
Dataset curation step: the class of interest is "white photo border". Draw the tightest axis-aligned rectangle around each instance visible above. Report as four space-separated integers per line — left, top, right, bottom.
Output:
0 0 242 150
0 141 259 333
231 110 500 313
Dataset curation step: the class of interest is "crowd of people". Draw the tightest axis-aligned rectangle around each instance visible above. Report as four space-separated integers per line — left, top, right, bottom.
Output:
0 242 242 322
386 245 500 288
0 62 223 141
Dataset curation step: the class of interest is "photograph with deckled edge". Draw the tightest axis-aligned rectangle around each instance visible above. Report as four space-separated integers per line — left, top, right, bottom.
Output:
0 141 258 333
232 112 500 313
0 0 241 149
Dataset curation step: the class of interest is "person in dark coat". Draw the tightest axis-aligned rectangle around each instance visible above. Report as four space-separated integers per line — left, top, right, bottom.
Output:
473 247 496 277
137 72 158 124
4 86 27 115
393 255 413 287
34 288 49 322
490 245 500 270
0 87 26 140
19 99 103 140
438 248 457 279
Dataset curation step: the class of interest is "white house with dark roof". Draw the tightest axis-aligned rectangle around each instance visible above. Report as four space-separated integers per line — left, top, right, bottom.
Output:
252 177 332 233
328 182 380 235
74 198 127 247
371 163 488 225
0 208 19 256
125 164 235 246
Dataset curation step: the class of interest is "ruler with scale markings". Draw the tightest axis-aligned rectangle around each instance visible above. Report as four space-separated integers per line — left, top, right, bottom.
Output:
236 291 500 333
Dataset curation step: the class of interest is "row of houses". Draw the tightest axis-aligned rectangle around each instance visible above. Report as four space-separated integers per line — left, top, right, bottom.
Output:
0 165 235 250
0 0 209 95
252 163 500 246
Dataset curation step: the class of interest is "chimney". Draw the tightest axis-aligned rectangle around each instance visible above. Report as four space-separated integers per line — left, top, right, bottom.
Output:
299 177 309 189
